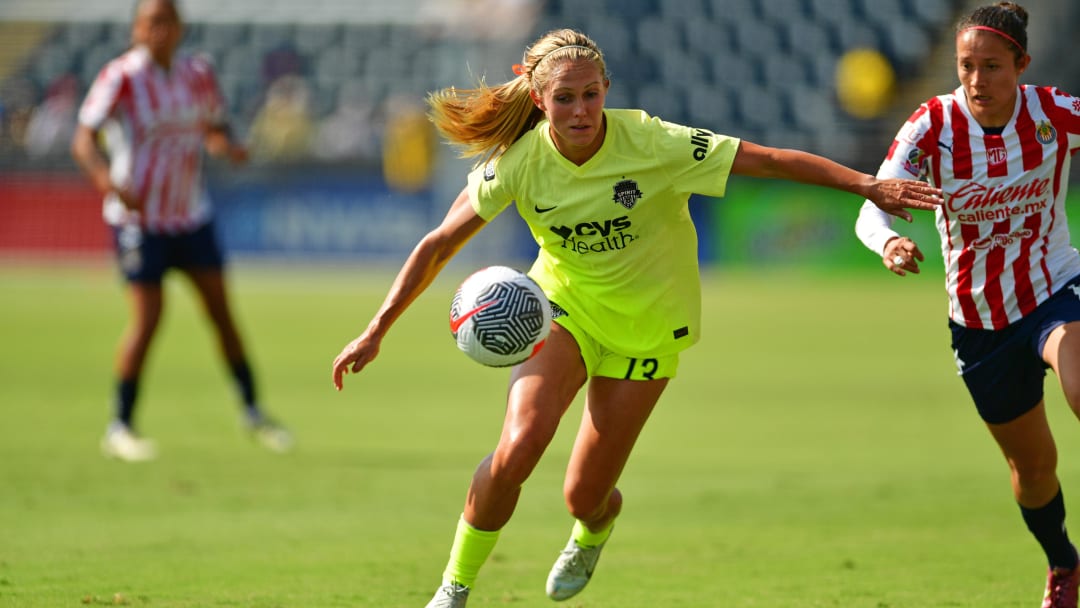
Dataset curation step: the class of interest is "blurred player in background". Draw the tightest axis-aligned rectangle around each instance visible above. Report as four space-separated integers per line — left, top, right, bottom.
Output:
332 28 941 607
855 3 1080 606
71 0 292 462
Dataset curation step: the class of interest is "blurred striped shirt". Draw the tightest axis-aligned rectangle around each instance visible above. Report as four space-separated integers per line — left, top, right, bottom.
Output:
78 45 225 234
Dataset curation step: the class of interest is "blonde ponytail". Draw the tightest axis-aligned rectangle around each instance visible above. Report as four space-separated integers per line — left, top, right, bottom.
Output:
427 76 542 165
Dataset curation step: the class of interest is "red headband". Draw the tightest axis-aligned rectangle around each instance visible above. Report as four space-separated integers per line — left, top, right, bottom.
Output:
960 25 1025 52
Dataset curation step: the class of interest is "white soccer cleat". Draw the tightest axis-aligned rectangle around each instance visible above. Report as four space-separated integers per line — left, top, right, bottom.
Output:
100 423 157 462
424 582 469 608
249 418 294 454
545 536 607 601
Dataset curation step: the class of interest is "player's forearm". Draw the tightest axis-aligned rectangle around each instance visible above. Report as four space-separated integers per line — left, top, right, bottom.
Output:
205 125 248 164
736 142 875 196
70 127 113 194
855 200 900 255
370 189 486 338
369 236 449 338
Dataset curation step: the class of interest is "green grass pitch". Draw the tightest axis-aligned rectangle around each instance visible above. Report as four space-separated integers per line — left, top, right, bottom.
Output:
3 261 1079 607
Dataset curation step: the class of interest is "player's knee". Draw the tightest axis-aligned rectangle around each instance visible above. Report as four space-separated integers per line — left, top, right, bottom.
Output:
564 485 621 523
1011 452 1059 487
489 432 551 485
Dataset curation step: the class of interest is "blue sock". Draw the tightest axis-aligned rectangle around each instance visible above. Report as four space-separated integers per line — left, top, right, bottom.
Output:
1021 488 1078 570
115 379 138 427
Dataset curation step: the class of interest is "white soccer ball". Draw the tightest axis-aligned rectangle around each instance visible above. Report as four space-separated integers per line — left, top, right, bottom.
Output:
449 265 552 367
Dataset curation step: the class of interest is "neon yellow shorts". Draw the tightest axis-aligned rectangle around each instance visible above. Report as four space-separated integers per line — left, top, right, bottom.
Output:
554 311 679 380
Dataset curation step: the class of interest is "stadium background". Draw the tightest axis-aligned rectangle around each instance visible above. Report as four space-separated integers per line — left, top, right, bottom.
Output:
3 4 1080 605
1 0 1079 270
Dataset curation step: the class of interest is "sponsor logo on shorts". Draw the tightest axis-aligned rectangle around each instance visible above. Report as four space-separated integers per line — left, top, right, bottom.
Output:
953 349 966 373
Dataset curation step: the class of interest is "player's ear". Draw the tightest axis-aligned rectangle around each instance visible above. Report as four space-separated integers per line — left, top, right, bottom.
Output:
529 89 544 111
1016 53 1031 74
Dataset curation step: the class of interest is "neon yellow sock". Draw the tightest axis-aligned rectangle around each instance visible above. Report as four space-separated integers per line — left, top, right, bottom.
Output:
571 518 613 548
442 514 500 588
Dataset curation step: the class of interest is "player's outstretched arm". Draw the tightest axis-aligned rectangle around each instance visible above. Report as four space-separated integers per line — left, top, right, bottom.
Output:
730 141 942 222
331 187 487 390
204 124 248 165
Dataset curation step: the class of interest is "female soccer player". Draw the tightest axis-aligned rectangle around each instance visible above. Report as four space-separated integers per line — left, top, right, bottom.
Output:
332 29 942 607
71 0 291 461
855 3 1080 606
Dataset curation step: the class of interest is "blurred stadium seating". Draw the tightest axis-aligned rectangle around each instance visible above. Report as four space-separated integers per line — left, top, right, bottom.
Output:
1 0 1078 259
6 0 1080 167
0 0 988 171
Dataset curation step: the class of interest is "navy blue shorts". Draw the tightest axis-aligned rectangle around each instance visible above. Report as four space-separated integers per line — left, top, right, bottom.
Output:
950 274 1080 424
111 221 225 284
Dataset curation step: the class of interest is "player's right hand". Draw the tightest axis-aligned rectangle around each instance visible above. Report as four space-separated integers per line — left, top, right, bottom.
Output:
331 333 381 391
882 236 923 276
115 185 144 212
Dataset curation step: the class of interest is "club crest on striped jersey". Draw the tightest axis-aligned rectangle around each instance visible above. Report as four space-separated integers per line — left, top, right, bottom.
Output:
612 178 643 209
1035 121 1057 145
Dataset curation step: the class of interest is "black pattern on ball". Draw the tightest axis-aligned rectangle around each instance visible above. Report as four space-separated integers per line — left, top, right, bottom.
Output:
449 266 551 367
470 282 546 356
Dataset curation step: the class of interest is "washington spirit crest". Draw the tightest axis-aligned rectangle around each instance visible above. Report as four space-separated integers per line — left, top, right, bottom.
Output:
612 179 643 209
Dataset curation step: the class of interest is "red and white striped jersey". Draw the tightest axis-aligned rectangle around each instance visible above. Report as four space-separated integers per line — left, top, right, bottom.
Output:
78 45 226 234
857 85 1080 329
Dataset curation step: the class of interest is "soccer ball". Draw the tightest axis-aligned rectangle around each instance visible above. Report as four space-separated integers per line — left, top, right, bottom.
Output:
449 266 552 367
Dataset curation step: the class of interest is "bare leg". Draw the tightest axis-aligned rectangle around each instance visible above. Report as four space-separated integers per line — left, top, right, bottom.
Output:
183 268 247 364
115 282 163 381
986 401 1058 508
563 375 668 531
463 323 587 530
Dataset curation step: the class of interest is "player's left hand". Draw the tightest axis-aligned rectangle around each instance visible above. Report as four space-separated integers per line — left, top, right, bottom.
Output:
868 178 943 222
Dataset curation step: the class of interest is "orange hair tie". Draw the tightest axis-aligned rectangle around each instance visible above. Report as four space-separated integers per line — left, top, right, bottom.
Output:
512 64 525 76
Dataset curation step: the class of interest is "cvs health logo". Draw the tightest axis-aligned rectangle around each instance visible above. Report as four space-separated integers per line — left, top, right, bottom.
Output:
550 216 636 255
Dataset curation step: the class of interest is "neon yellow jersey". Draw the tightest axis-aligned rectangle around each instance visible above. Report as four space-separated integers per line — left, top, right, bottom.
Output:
466 108 740 357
